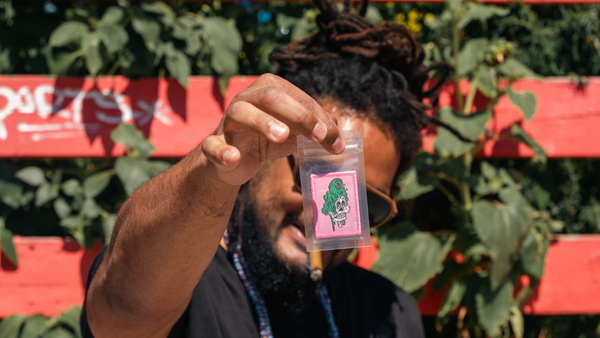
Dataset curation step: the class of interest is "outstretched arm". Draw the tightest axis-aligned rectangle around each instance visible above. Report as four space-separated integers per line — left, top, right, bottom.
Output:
85 74 345 338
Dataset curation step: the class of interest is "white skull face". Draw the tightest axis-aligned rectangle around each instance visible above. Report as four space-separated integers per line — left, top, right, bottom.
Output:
333 195 350 221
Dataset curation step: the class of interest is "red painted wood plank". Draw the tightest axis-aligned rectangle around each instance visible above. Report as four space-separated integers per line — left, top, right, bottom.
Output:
2 235 599 317
0 75 599 159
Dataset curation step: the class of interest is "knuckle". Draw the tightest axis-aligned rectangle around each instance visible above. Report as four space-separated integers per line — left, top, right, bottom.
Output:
258 73 279 84
226 101 244 119
260 86 283 106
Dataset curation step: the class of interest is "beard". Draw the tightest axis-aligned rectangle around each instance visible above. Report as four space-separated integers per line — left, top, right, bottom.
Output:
230 198 321 314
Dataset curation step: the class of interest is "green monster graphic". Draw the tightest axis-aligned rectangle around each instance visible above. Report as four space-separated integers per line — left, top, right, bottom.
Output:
321 178 351 231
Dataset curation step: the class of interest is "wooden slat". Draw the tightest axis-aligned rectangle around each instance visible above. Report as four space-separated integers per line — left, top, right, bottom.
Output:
0 75 599 158
2 235 600 317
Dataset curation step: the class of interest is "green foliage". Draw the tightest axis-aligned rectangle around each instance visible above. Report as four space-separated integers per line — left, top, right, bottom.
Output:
0 306 82 338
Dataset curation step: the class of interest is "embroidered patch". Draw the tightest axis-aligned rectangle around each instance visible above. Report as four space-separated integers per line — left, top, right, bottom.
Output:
310 171 361 239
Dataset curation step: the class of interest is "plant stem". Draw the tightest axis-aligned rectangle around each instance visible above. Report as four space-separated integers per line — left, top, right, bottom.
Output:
463 64 482 115
452 17 464 114
107 61 120 76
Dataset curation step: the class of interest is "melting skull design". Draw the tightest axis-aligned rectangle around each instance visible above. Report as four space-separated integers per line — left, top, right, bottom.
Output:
322 178 351 231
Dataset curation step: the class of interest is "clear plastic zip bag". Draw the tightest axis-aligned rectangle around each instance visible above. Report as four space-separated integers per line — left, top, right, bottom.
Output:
297 130 371 252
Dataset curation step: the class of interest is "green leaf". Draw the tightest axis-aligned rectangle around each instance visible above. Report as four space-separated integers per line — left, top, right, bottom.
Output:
46 51 79 76
0 227 18 266
475 281 514 335
478 65 495 98
0 179 23 208
506 87 537 121
458 38 488 75
16 166 47 186
291 17 317 41
581 197 600 231
510 124 547 164
497 58 538 79
102 213 117 245
372 222 455 293
45 327 77 338
59 305 82 338
433 108 491 157
111 124 155 158
141 2 175 26
0 314 26 338
173 17 202 56
205 17 242 76
480 161 498 179
518 226 548 279
98 23 128 54
54 197 72 219
114 157 151 195
48 21 88 47
21 314 51 338
82 198 101 219
509 306 524 338
458 4 509 29
35 182 59 207
81 31 102 76
472 188 533 290
365 5 383 23
83 171 113 198
62 179 83 197
396 167 437 200
132 15 161 51
100 6 124 26
60 216 85 230
437 279 466 318
165 46 191 88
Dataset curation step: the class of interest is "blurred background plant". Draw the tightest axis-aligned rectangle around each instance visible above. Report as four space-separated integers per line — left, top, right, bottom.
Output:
0 0 599 337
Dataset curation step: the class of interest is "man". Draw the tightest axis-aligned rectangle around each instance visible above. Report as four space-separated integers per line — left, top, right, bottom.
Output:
81 0 454 336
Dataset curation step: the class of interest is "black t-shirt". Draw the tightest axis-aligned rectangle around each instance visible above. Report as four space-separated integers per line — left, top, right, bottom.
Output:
81 246 424 338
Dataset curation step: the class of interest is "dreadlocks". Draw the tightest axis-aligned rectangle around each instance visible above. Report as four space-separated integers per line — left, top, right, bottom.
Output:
269 0 470 177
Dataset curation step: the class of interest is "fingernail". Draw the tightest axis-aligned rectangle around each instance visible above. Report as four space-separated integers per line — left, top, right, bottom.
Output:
269 121 287 140
331 137 345 154
312 122 327 141
223 150 233 164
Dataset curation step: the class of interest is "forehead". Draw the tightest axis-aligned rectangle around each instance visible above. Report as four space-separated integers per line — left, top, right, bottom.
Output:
319 100 401 195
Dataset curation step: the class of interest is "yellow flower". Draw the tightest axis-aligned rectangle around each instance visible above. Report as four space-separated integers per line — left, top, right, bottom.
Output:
408 10 419 21
386 1 394 8
395 13 406 25
239 51 246 59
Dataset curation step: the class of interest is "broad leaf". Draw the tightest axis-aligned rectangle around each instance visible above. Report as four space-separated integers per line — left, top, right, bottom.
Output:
21 314 51 338
48 21 88 47
62 179 83 197
0 314 26 338
477 65 495 98
59 305 82 338
433 108 491 157
114 157 152 195
111 124 155 158
0 179 23 208
46 51 79 75
372 222 454 293
81 31 102 76
509 306 524 338
16 166 46 186
205 17 242 76
35 182 59 207
45 327 77 338
365 5 383 23
506 87 537 121
475 281 514 335
102 213 117 245
165 46 191 88
145 160 172 177
60 216 85 230
458 4 509 29
0 227 18 266
459 38 488 75
291 17 317 41
83 171 113 198
100 6 124 25
396 167 437 200
54 197 72 219
472 188 532 290
480 161 498 179
82 198 101 219
132 15 161 51
438 279 466 318
497 58 538 79
141 2 175 26
518 226 548 279
98 23 128 54
510 124 547 164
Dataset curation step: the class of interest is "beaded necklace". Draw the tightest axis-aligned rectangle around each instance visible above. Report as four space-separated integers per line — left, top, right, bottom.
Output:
225 230 340 338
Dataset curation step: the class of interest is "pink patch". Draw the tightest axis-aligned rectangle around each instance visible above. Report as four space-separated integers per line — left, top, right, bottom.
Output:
310 171 362 239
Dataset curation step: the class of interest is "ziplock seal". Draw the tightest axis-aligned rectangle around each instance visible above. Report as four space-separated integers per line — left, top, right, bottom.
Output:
298 130 371 252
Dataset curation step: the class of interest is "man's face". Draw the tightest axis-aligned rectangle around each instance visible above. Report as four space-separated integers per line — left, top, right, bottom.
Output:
242 99 401 270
